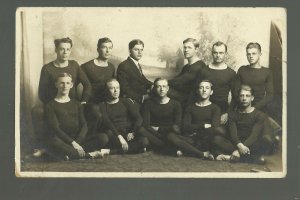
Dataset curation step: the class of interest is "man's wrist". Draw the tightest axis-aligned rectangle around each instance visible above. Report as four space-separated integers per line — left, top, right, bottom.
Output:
237 143 244 148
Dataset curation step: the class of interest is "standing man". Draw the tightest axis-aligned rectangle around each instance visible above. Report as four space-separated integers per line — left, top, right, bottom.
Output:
168 38 206 106
81 37 116 135
117 39 153 104
98 79 149 154
236 42 273 111
142 78 214 159
195 41 236 126
211 85 272 163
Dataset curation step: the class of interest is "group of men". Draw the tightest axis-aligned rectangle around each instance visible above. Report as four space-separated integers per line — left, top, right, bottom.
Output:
31 36 278 164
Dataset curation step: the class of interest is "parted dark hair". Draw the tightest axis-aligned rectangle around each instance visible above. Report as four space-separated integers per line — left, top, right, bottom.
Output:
97 37 113 48
238 84 254 96
129 39 144 49
153 77 168 87
212 41 227 52
197 79 213 90
246 42 261 52
54 37 73 48
54 72 73 83
183 38 199 48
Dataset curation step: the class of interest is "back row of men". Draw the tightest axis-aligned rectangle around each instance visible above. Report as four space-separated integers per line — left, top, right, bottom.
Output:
32 37 278 163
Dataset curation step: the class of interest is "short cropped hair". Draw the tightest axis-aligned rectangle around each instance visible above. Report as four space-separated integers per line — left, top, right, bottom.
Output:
97 37 113 49
238 84 254 96
183 38 199 48
198 79 213 89
54 37 73 48
54 72 73 83
153 77 168 87
212 41 227 52
246 42 261 52
105 78 119 87
129 39 144 50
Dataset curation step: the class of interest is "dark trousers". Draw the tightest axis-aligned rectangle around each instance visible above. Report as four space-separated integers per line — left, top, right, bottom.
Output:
105 128 149 154
45 133 109 159
84 103 103 136
140 126 206 158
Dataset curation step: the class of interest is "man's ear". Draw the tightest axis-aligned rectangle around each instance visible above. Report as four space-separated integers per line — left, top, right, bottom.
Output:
251 95 254 102
210 90 213 96
70 82 74 89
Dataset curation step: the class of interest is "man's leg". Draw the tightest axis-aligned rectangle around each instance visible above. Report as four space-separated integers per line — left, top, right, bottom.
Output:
139 127 166 149
45 136 78 160
81 133 109 152
127 135 149 154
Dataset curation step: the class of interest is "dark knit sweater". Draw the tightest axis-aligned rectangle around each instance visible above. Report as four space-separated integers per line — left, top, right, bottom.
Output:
142 98 182 128
198 65 236 113
38 60 91 104
236 65 274 110
45 99 87 144
81 60 115 103
229 108 267 147
99 98 142 136
169 60 206 93
183 103 221 133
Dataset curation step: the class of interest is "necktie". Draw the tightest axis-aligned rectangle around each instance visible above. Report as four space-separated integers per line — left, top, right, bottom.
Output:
138 63 143 76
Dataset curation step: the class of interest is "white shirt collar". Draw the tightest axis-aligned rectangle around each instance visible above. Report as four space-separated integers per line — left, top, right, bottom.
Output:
129 56 140 67
208 63 228 70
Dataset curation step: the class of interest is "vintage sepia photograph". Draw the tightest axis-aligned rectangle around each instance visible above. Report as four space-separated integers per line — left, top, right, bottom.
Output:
15 7 287 178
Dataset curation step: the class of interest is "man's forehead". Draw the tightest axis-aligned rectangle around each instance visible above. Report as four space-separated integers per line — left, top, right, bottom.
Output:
107 80 119 87
156 80 168 86
199 82 212 87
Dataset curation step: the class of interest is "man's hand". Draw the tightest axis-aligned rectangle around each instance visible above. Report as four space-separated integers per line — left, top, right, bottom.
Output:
220 113 228 125
237 143 250 155
71 141 85 158
204 123 212 129
231 150 240 161
151 126 159 131
127 132 134 141
118 135 129 152
172 125 180 134
80 101 87 105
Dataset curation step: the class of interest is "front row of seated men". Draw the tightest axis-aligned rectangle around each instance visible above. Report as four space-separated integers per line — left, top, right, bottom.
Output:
41 71 272 164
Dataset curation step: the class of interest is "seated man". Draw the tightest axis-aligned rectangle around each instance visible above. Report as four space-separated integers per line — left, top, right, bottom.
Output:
168 38 206 107
142 78 214 159
212 85 273 163
44 73 108 160
117 39 153 104
81 37 116 135
98 79 149 154
32 37 91 157
183 80 221 155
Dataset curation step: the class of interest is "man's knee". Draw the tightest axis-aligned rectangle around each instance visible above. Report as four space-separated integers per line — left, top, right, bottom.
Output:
211 135 225 146
97 134 109 146
138 136 149 148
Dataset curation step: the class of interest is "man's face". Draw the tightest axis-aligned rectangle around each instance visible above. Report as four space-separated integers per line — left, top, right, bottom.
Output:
198 81 213 100
55 76 73 95
246 48 261 65
55 42 72 61
183 41 198 59
97 42 113 60
130 44 144 61
212 45 226 64
154 80 169 98
107 80 120 100
239 89 254 108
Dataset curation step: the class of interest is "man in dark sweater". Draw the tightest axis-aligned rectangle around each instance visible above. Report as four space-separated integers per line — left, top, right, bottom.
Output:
117 39 153 104
183 80 221 154
142 78 214 159
195 41 237 126
98 79 149 154
45 73 108 160
236 42 273 111
32 37 92 157
81 37 116 136
212 85 272 163
168 38 206 106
